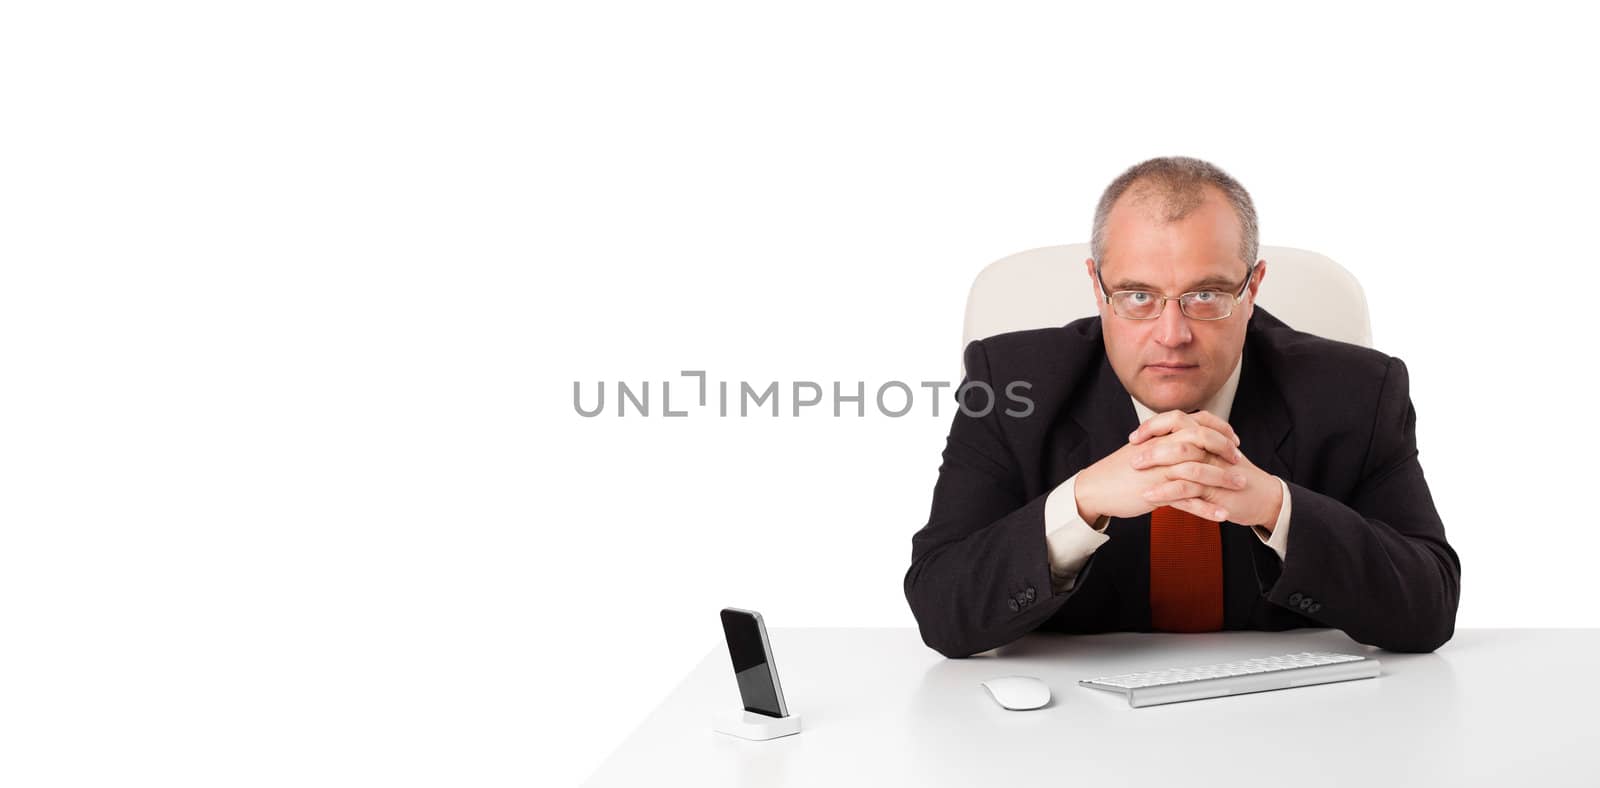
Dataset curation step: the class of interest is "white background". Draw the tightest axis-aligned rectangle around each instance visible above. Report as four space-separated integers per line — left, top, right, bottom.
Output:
2 2 1594 785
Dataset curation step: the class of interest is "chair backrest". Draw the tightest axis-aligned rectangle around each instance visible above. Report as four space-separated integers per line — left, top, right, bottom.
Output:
961 244 1371 361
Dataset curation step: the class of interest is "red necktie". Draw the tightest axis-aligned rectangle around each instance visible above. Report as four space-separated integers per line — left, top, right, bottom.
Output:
1149 505 1224 632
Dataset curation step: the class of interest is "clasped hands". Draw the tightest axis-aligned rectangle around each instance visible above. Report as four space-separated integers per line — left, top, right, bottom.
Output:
1074 410 1284 528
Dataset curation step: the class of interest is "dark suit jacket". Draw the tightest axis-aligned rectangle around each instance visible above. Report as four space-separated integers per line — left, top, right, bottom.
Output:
904 307 1461 657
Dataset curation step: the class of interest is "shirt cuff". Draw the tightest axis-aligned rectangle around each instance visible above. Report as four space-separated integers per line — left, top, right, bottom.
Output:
1249 477 1293 561
1043 474 1111 591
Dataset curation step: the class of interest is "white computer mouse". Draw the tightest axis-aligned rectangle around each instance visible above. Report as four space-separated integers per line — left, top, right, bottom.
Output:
980 676 1051 710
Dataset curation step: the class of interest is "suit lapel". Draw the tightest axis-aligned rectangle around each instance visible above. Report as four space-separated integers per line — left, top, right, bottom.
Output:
1063 343 1148 630
1230 333 1294 481
1220 329 1295 628
1068 349 1140 473
1045 318 1139 484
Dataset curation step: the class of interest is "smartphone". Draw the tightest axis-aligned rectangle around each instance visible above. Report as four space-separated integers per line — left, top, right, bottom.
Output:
719 608 789 718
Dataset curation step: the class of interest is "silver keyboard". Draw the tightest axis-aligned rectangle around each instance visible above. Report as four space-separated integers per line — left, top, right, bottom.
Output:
1079 651 1381 708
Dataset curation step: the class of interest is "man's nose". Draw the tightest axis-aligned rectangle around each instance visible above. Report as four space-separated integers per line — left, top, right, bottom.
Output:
1153 299 1192 347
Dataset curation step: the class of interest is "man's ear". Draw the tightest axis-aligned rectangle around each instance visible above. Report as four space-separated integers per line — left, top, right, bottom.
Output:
1084 257 1100 302
1245 259 1267 318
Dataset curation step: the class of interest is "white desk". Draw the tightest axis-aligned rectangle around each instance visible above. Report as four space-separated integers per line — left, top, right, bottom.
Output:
586 628 1600 786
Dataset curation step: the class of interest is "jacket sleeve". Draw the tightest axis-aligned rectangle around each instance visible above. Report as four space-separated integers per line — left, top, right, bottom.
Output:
904 339 1095 657
1267 357 1462 652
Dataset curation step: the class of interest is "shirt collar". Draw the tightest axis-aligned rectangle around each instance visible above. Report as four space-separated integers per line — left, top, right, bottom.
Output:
1129 354 1244 424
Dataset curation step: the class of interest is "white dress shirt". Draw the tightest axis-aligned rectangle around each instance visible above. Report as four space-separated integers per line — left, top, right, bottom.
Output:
1041 357 1293 592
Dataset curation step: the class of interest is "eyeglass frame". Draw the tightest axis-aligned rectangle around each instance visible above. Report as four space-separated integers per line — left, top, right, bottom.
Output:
1093 261 1258 321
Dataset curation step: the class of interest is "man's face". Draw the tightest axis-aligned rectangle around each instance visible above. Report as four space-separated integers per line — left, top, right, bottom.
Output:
1087 186 1265 413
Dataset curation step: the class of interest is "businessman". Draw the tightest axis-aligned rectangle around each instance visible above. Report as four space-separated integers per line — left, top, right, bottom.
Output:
905 156 1460 657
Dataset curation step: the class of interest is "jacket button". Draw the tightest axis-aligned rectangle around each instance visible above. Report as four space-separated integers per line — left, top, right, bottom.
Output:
1308 602 1322 614
1025 587 1036 602
1008 599 1020 612
1288 592 1304 605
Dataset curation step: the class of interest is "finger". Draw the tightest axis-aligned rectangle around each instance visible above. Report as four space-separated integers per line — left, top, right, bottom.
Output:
1127 410 1196 445
1164 497 1230 522
1129 409 1243 449
1132 437 1206 469
1141 479 1207 504
1131 430 1240 469
1164 461 1247 490
1189 425 1243 464
1131 438 1203 469
1187 410 1242 447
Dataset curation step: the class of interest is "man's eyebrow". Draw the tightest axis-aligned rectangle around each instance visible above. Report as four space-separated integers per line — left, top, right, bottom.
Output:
1110 279 1159 291
1186 275 1244 290
1110 275 1242 291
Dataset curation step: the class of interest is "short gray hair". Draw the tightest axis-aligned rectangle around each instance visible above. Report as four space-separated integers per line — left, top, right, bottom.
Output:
1089 156 1259 270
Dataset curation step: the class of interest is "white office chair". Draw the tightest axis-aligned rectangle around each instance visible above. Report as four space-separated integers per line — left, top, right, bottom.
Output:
961 244 1371 366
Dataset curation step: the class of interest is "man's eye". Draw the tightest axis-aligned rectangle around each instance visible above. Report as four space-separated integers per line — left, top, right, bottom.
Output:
1192 291 1219 303
1128 292 1153 304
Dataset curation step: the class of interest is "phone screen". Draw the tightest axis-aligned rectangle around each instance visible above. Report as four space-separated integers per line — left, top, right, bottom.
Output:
720 608 786 718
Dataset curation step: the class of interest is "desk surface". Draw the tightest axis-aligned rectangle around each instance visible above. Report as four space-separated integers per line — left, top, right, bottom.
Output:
587 628 1600 787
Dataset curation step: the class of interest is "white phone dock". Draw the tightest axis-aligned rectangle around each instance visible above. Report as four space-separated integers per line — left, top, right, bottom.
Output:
713 710 802 741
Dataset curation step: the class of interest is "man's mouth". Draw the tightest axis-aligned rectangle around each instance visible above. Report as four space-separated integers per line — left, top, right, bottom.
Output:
1145 362 1199 372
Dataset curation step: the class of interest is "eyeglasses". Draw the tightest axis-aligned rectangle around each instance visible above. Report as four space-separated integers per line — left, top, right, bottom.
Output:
1094 262 1256 321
